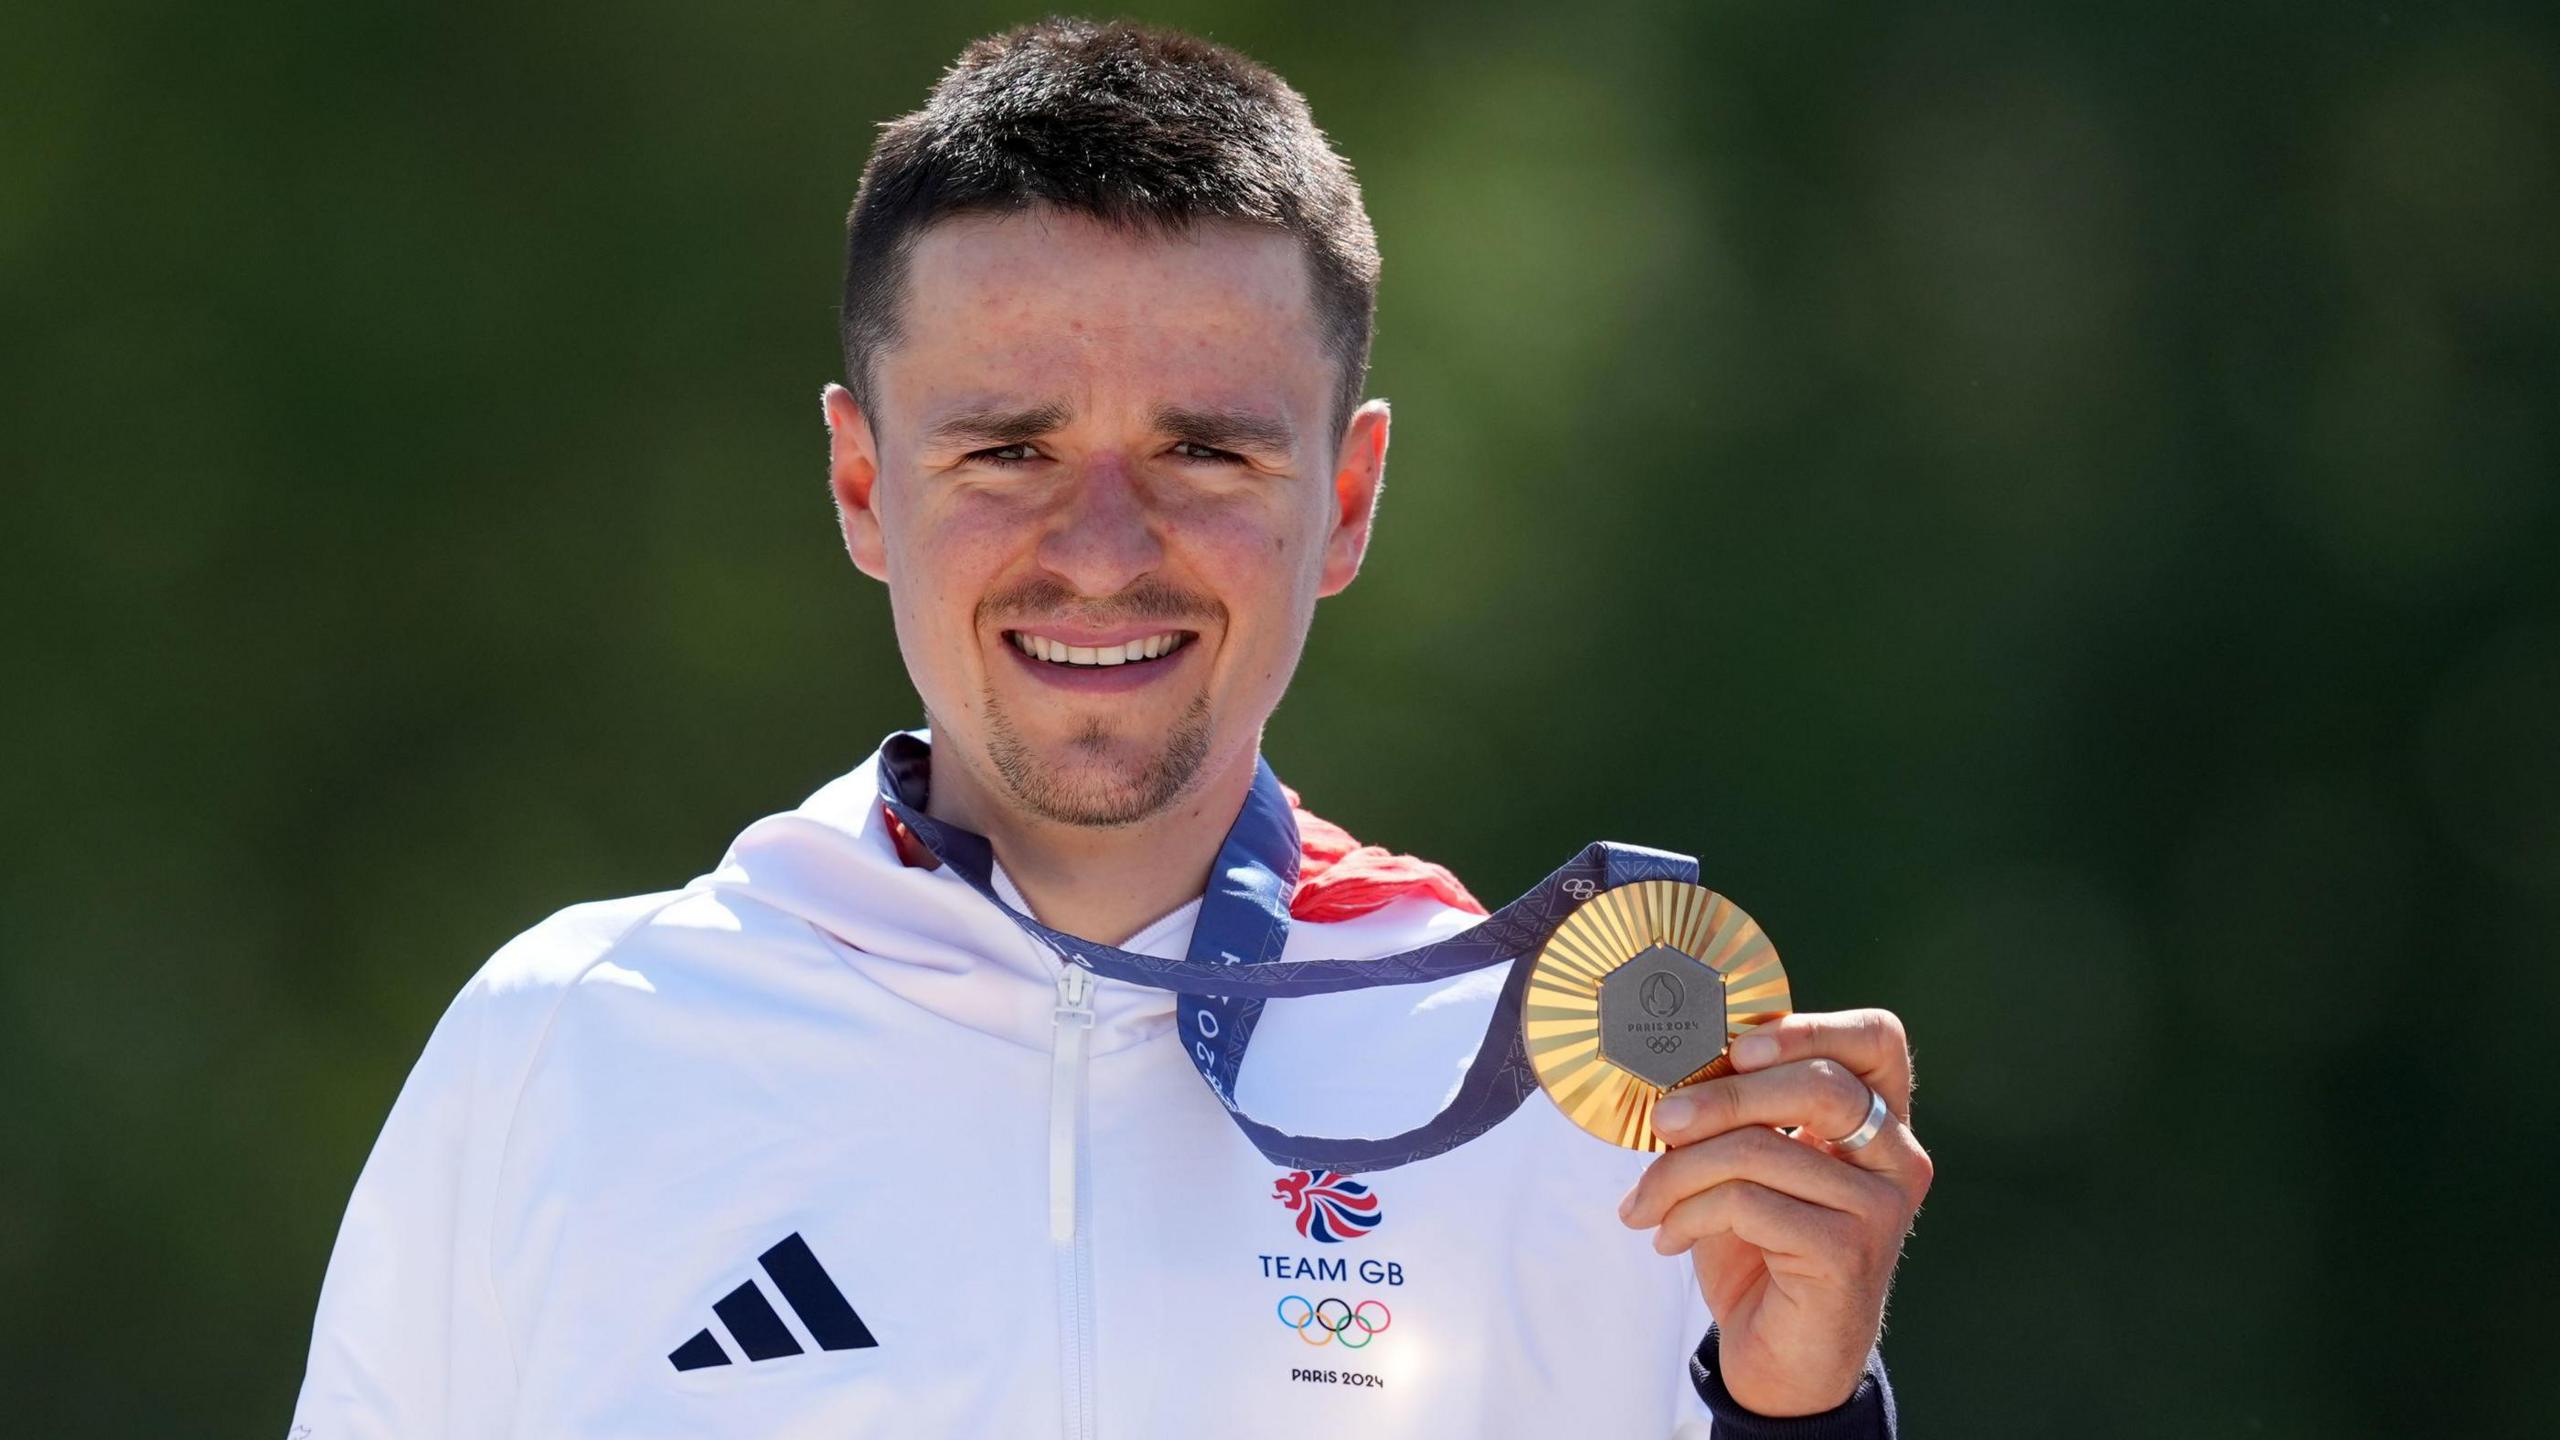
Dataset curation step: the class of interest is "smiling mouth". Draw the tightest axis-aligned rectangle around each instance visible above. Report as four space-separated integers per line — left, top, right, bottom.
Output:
1005 630 1195 668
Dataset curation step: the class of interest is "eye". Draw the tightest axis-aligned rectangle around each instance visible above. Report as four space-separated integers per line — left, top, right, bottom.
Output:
1171 441 1246 465
968 443 1043 467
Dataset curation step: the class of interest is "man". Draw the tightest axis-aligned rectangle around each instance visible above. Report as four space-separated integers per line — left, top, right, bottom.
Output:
291 19 1928 1438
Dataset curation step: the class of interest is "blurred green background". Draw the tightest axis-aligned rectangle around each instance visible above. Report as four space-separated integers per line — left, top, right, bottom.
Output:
6 0 2556 1433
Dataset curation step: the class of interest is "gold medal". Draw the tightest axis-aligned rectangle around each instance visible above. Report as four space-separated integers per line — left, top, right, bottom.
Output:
1523 880 1792 1150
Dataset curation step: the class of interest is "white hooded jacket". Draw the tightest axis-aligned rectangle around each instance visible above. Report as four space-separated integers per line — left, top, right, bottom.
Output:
289 742 1721 1437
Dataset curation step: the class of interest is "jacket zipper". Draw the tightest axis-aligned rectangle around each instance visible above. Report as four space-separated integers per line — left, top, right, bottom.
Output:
1050 965 1098 1439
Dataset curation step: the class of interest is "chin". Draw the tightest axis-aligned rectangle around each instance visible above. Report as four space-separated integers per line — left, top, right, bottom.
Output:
985 696 1214 829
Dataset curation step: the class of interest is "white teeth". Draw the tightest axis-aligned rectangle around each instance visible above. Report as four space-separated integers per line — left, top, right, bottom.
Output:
1013 631 1185 665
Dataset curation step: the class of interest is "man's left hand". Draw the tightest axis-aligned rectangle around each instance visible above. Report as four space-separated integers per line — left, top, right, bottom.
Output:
1616 1008 1932 1418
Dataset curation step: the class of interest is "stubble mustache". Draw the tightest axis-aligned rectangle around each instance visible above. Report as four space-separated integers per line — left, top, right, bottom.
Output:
976 575 1224 635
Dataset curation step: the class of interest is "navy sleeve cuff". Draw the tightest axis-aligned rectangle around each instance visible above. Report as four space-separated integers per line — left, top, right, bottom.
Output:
1689 1325 1896 1439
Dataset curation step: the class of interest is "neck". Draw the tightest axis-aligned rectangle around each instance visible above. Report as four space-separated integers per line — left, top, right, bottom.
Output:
923 737 1263 948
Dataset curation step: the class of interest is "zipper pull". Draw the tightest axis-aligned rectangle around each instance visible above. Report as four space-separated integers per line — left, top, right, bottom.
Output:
1054 964 1096 1027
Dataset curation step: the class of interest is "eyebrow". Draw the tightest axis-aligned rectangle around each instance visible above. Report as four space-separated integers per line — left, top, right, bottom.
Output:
921 401 1073 451
1152 405 1297 462
918 400 1299 461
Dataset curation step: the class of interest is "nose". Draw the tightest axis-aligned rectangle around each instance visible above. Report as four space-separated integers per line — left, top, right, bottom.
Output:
1035 455 1164 598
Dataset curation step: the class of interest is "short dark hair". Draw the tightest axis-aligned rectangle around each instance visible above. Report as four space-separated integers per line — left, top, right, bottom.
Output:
841 17 1381 441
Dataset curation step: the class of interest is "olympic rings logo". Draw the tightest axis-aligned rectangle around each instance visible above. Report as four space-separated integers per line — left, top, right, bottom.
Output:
1563 877 1598 901
1276 1294 1392 1348
1644 1034 1683 1054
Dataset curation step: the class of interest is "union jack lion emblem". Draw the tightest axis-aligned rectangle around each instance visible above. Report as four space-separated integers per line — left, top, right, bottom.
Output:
1271 1169 1382 1243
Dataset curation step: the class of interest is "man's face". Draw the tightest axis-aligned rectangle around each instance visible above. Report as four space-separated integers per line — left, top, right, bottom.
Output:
825 208 1386 829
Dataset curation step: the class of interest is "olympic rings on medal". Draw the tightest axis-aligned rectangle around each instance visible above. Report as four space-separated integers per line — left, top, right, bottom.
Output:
1275 1294 1393 1348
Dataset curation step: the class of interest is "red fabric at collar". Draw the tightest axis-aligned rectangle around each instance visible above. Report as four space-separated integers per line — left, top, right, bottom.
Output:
1277 785 1486 922
879 795 1485 923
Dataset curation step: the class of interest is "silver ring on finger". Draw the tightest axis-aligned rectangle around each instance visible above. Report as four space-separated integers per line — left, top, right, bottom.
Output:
1826 1086 1890 1152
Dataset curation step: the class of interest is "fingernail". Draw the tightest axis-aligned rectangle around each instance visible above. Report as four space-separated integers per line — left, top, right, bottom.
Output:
1733 1033 1779 1070
1653 1092 1696 1130
1617 1185 1639 1221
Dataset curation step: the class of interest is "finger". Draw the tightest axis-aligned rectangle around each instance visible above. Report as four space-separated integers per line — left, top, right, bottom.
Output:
1727 1008 1914 1118
1619 1124 1893 1230
1652 1178 1866 1266
1651 1058 1878 1149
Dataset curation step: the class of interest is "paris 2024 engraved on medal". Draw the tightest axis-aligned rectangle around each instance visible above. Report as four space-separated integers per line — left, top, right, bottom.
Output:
1523 881 1793 1151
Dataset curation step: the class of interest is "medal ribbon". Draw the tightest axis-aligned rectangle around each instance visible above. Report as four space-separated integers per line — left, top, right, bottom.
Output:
878 732 1696 1173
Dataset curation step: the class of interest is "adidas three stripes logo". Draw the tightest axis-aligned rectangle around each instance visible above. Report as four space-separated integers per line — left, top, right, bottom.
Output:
669 1232 879 1371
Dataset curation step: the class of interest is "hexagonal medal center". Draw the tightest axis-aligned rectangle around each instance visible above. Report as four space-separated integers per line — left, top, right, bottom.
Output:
1597 943 1729 1089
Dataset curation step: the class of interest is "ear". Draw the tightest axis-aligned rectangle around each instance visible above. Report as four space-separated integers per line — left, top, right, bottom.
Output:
823 383 889 581
1316 398 1390 598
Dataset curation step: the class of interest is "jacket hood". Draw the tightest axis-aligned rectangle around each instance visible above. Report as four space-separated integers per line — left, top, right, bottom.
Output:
699 745 1200 1056
696 738 1491 1071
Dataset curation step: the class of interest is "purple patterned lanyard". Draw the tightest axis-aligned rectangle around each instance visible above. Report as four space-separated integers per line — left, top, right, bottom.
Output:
877 731 1696 1173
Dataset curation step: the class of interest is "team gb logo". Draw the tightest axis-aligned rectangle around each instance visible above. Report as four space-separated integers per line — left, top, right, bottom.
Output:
1272 1170 1382 1243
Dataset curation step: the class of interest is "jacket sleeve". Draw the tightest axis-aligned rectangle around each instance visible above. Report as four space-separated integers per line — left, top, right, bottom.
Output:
286 973 523 1438
1686 1325 1898 1439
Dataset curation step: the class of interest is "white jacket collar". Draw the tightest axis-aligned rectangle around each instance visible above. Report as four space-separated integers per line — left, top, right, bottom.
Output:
701 747 1191 1056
